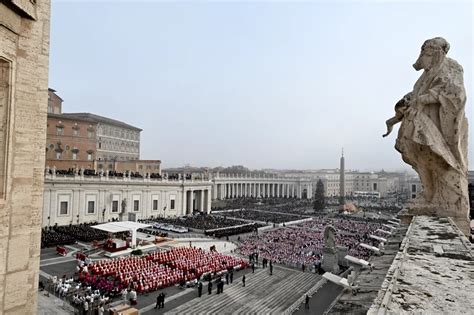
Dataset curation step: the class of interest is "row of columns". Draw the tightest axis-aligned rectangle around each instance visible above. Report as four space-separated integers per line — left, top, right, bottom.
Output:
182 189 210 215
214 182 311 200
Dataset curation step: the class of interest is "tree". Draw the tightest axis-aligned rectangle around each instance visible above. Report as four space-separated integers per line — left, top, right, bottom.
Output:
313 179 326 211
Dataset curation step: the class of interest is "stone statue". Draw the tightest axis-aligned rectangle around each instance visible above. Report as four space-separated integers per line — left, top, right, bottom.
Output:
121 198 127 213
322 225 339 273
383 37 469 235
324 225 337 249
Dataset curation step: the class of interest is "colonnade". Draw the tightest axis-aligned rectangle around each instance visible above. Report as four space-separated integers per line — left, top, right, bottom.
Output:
182 189 210 215
211 174 312 200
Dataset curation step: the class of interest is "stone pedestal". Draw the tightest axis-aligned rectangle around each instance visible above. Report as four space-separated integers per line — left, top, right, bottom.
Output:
337 246 348 267
322 247 340 273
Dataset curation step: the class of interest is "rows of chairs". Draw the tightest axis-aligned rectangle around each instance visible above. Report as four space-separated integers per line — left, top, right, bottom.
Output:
87 247 246 294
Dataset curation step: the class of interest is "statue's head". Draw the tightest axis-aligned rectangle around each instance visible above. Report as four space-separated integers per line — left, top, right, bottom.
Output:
413 37 450 71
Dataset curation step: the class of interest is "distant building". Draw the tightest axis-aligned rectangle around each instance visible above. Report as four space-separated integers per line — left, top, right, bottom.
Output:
46 89 160 174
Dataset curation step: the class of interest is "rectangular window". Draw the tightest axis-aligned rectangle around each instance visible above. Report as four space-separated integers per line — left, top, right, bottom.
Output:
87 153 92 161
133 200 139 211
411 184 417 193
112 200 119 213
56 127 64 135
72 152 77 160
170 199 175 210
56 152 61 159
153 199 158 211
88 130 93 138
73 129 78 136
60 201 68 215
87 201 95 214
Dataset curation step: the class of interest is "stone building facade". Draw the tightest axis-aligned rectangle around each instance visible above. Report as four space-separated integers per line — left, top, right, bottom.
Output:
46 89 147 171
43 173 211 227
46 113 98 169
0 0 51 313
47 88 62 114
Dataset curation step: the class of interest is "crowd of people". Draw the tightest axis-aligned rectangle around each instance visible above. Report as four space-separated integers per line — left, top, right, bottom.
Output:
41 222 127 248
81 247 247 295
327 196 403 213
41 228 76 248
140 214 248 231
53 223 109 242
222 209 305 224
204 223 264 238
238 217 383 268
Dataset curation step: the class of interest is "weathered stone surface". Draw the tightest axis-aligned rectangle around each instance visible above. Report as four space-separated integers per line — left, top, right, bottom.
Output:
384 37 470 236
369 216 473 314
0 0 50 313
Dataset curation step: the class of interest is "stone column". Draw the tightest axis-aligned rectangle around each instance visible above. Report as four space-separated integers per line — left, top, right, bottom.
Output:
182 188 187 216
200 190 204 212
213 184 218 200
257 183 260 198
186 189 194 215
206 189 211 214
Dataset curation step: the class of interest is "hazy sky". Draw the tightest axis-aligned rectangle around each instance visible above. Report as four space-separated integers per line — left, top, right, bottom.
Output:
50 0 473 171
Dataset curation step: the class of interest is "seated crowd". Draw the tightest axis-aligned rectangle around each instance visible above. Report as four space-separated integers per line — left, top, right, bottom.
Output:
238 217 383 267
41 228 76 248
84 247 246 294
53 222 109 242
205 223 264 238
140 214 248 231
223 209 305 224
41 222 130 248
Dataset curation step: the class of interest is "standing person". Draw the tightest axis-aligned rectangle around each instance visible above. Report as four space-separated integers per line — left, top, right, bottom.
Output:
121 288 128 303
252 263 255 273
242 275 246 287
83 300 89 315
225 273 229 285
198 282 203 297
154 293 162 309
230 272 234 284
129 289 137 305
208 281 213 295
98 303 105 315
160 293 165 309
302 263 305 273
305 294 310 309
269 262 273 276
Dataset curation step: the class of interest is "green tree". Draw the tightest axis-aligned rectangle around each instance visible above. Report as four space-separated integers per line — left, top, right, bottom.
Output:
313 179 326 211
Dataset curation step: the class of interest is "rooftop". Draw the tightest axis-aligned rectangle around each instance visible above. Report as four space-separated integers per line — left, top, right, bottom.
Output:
48 112 142 131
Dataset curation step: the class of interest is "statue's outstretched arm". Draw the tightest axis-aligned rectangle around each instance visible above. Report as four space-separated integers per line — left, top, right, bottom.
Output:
382 96 410 137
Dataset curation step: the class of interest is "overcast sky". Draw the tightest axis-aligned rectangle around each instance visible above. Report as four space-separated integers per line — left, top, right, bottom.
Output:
50 0 473 171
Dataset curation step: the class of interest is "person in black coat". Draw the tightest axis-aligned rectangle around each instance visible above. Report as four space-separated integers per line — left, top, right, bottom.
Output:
208 281 212 295
198 282 203 297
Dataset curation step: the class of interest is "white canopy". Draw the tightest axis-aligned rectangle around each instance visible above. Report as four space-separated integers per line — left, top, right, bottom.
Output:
91 221 151 233
92 221 152 248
